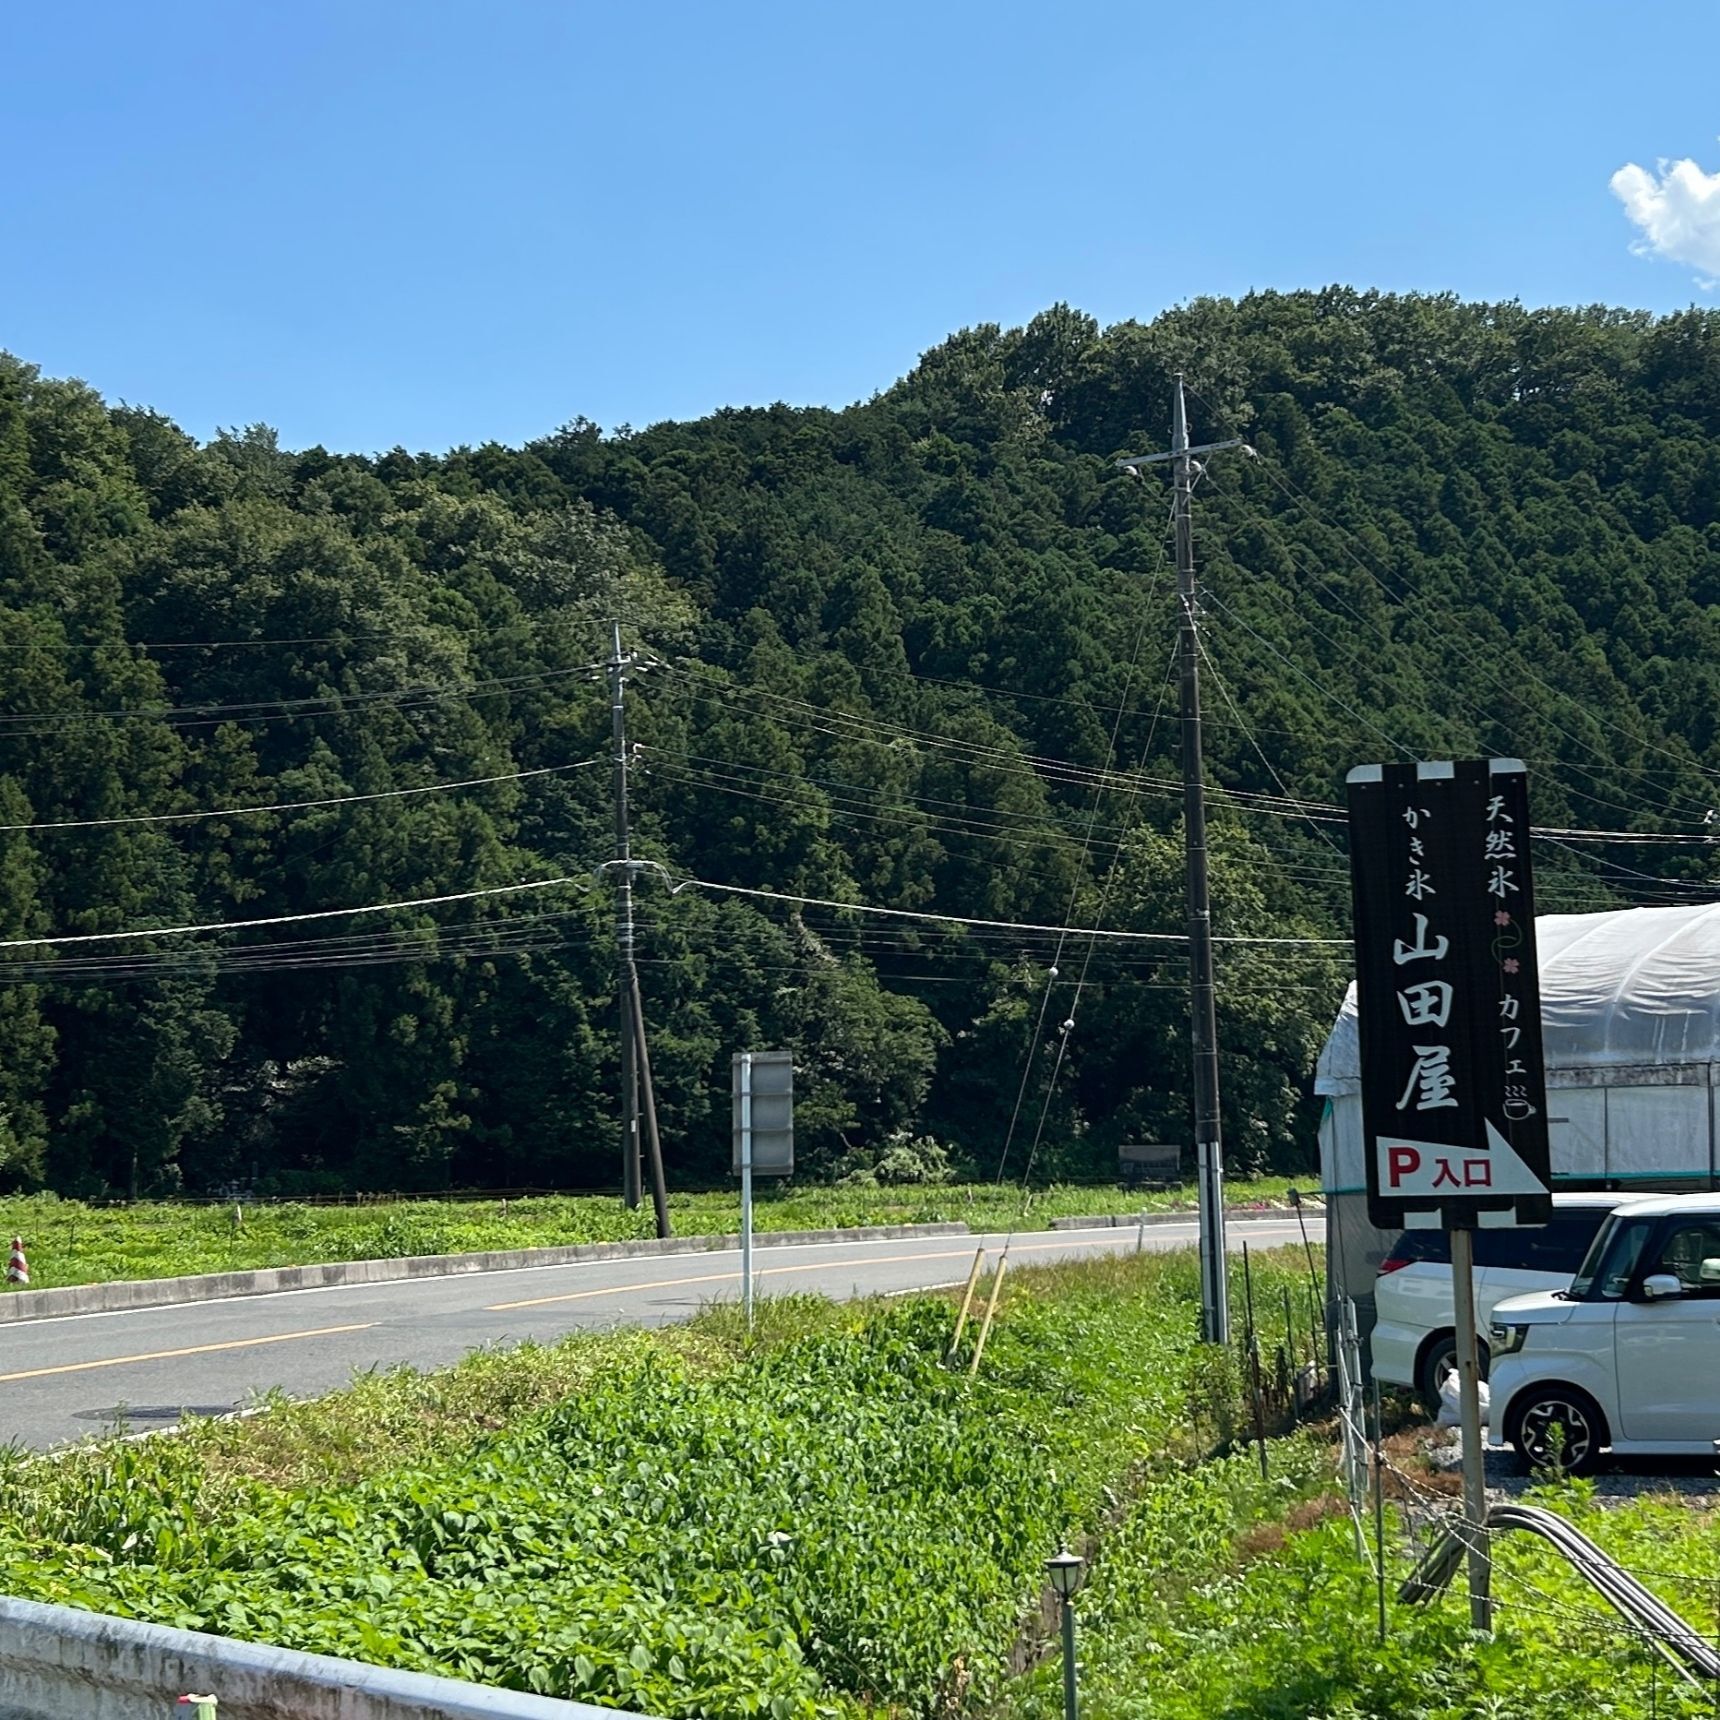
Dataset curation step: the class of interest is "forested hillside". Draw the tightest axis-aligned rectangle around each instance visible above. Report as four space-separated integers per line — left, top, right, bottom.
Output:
3 289 1718 1197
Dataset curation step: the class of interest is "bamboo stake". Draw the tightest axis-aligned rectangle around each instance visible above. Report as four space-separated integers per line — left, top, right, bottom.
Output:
946 1248 986 1363
968 1257 1008 1377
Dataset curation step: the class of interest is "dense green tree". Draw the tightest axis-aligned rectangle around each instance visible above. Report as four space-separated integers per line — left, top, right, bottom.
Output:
1 292 1718 1195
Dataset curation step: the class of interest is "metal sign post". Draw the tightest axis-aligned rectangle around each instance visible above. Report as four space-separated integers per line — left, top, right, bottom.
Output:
1450 1228 1491 1629
1346 758 1552 1633
739 1052 754 1327
732 1051 793 1328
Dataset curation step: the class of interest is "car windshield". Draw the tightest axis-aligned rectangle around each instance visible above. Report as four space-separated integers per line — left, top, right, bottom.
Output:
1569 1215 1653 1301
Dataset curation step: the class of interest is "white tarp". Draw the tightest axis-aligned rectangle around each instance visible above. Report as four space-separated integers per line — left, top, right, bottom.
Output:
1316 900 1720 1093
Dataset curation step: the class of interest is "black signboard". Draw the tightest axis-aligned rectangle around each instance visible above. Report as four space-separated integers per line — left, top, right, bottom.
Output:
1346 759 1552 1231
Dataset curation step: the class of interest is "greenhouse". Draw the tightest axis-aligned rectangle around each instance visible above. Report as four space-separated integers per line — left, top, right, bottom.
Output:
1315 900 1720 1345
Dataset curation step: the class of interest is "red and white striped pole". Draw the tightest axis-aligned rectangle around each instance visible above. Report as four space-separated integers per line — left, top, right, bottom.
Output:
6 1237 28 1287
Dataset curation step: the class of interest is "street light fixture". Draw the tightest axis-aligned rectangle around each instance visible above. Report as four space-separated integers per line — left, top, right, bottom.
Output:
1045 1550 1087 1720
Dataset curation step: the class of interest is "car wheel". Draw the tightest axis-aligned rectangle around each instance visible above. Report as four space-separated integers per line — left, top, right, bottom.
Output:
1416 1332 1489 1416
1506 1385 1607 1477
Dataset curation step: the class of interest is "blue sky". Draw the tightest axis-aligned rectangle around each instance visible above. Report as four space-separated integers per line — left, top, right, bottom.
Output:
4 0 1719 454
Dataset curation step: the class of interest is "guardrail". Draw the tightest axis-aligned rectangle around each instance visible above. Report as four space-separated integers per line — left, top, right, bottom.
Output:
0 1593 662 1720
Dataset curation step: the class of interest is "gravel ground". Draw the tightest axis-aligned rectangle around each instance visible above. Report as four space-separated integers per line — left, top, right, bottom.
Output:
1426 1428 1720 1504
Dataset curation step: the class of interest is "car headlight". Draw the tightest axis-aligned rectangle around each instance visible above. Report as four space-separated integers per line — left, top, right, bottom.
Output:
1491 1322 1530 1356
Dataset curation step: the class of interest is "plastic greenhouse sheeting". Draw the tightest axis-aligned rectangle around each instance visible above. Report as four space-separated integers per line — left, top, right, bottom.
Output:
1316 901 1720 1093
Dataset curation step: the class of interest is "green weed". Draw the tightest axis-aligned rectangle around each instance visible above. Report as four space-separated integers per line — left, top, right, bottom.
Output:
0 1181 1298 1292
0 1248 1309 1717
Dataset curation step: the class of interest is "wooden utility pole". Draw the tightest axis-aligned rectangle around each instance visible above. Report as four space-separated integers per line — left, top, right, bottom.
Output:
1116 377 1247 1345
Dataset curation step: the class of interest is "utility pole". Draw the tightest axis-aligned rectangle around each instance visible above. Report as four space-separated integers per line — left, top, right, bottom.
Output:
1117 376 1247 1345
605 622 671 1235
608 622 643 1212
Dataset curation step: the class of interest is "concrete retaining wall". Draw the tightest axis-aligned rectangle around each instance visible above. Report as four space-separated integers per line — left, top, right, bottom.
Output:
0 1593 648 1720
0 1223 968 1325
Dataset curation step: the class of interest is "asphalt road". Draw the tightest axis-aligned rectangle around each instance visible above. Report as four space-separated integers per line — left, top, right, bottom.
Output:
0 1217 1322 1449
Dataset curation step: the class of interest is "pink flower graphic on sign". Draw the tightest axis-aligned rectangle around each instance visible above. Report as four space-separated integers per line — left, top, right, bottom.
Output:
1493 910 1511 927
1503 957 1520 974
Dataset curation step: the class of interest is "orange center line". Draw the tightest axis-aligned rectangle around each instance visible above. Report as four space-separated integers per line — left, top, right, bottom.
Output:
0 1322 379 1384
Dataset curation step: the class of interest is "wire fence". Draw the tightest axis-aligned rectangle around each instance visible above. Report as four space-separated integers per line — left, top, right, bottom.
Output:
1321 1302 1720 1709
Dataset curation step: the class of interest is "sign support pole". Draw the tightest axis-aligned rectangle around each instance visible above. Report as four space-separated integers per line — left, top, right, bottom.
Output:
740 1051 754 1329
1450 1227 1492 1632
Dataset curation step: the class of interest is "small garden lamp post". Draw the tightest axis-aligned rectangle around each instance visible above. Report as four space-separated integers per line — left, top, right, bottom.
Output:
1046 1549 1087 1720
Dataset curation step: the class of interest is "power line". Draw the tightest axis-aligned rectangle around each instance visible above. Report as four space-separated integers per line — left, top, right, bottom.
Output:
0 873 595 951
640 680 1358 827
1197 583 1421 763
667 875 1354 946
1013 642 1182 1189
997 606 1175 1186
1246 448 1720 793
0 758 604 834
1196 632 1348 858
0 660 608 735
0 628 463 655
1187 450 1720 832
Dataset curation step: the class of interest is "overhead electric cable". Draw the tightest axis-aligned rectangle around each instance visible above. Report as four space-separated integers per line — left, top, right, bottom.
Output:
1195 632 1348 858
0 874 594 950
0 660 608 734
1198 462 1720 830
0 758 603 834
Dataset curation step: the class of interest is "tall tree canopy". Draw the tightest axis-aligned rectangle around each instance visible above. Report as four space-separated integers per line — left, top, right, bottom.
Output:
2 290 1716 1195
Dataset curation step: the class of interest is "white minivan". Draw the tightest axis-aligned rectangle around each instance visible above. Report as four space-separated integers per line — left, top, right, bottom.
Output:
1372 1193 1626 1411
1490 1192 1720 1474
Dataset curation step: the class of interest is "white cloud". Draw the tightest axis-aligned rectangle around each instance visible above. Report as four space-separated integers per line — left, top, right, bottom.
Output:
1611 153 1720 284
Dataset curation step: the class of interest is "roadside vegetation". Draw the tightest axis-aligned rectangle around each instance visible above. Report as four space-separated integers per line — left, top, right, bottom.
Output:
4 1241 1712 1717
1003 1461 1720 1720
0 1248 1315 1716
0 1178 1299 1289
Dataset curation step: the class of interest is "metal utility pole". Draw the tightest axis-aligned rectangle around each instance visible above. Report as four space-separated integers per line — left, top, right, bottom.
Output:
1116 376 1246 1346
608 622 643 1212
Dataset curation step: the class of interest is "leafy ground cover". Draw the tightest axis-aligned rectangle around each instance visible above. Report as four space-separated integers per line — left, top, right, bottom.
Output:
0 1178 1299 1290
17 1232 1703 1720
0 1248 1313 1717
1002 1450 1720 1720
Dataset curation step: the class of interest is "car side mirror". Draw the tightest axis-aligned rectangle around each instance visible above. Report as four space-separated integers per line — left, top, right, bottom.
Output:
1641 1273 1685 1301
1700 1257 1720 1286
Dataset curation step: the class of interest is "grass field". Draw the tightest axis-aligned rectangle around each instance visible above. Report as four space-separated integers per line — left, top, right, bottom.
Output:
0 1176 1303 1290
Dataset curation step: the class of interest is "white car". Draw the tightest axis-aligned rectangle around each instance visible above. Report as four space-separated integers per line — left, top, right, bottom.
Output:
1372 1193 1626 1410
1490 1192 1720 1474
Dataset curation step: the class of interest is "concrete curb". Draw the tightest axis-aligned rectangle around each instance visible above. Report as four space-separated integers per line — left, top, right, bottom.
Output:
0 1222 970 1325
1047 1206 1303 1230
0 1592 645 1720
